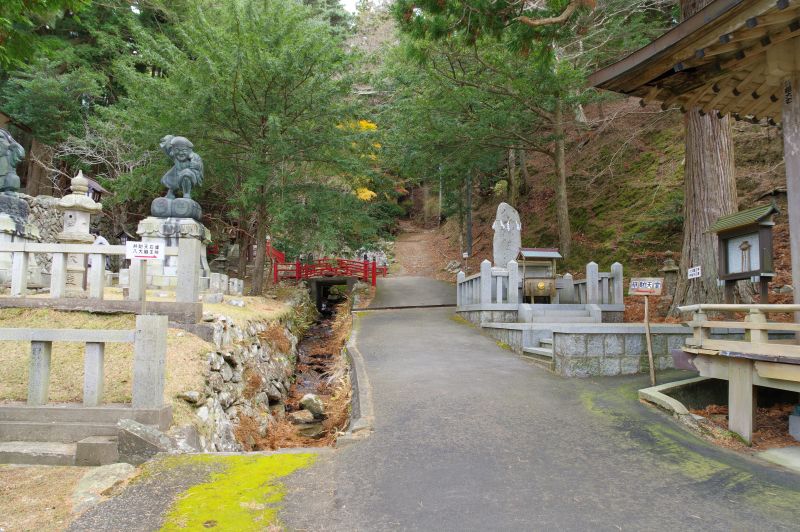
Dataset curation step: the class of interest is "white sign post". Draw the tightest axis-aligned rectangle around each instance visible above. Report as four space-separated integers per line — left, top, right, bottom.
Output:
125 242 164 314
629 277 664 386
126 241 165 261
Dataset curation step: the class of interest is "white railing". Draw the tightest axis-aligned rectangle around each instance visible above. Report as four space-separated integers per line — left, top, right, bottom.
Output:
0 241 200 304
457 259 623 308
5 315 167 409
571 262 624 305
457 260 519 307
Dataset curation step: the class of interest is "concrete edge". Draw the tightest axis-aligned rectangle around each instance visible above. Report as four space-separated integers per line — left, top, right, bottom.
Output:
337 312 374 446
638 377 713 416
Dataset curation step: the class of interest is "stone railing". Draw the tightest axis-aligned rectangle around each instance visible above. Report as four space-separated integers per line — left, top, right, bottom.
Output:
457 259 623 309
679 304 800 357
570 262 624 305
0 240 201 304
6 315 167 409
457 260 520 307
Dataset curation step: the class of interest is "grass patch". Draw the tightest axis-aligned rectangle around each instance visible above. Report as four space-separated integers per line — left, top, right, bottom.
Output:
160 453 315 531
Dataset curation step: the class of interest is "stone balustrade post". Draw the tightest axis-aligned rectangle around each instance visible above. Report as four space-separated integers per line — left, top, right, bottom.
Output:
611 262 624 305
561 273 575 304
507 260 519 304
177 238 202 303
480 260 492 305
83 342 105 407
89 253 105 299
586 261 600 305
28 341 52 406
50 252 67 299
11 251 28 297
128 258 147 302
132 314 168 409
457 271 465 308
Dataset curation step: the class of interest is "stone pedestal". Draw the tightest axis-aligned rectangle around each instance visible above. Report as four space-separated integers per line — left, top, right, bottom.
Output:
57 171 102 297
0 195 43 287
136 216 211 290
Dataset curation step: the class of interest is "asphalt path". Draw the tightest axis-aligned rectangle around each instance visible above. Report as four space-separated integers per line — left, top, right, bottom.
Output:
281 277 800 531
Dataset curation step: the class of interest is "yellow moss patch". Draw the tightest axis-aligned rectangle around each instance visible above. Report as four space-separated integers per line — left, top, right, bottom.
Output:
160 453 315 531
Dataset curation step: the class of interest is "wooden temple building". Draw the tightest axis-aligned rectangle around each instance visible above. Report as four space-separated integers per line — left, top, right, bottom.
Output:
590 0 800 444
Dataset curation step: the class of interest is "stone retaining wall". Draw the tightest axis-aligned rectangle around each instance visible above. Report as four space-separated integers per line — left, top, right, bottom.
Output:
23 194 60 271
171 295 315 451
552 326 689 378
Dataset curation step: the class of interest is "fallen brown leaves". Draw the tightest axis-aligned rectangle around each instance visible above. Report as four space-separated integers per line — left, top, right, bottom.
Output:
690 403 799 450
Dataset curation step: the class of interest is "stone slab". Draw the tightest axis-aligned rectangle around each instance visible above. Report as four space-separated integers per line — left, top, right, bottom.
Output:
0 297 202 323
75 435 119 466
0 441 75 465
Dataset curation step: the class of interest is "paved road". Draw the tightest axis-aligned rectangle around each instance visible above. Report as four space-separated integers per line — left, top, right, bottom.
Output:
281 277 800 530
368 276 455 308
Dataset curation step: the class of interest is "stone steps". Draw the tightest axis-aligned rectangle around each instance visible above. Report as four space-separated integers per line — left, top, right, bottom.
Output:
527 315 595 323
0 441 76 466
521 346 555 370
0 404 171 428
0 420 119 442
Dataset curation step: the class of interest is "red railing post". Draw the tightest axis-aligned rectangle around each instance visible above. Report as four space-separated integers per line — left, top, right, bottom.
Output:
295 260 301 281
371 259 377 287
273 261 278 284
363 259 368 281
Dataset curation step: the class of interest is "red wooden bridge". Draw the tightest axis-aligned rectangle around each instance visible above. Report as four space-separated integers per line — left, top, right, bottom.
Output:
273 257 387 286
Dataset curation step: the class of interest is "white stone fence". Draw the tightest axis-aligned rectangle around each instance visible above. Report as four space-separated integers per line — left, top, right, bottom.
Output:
456 259 623 308
6 314 167 409
457 260 520 307
571 262 624 305
0 240 201 304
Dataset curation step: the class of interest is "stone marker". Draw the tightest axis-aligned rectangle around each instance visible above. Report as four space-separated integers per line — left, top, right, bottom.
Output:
491 202 522 267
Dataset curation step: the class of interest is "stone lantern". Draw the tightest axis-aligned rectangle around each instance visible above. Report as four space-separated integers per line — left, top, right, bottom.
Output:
57 171 102 295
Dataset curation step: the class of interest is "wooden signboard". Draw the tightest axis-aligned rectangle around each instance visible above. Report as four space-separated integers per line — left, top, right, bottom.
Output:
628 277 664 296
629 277 664 386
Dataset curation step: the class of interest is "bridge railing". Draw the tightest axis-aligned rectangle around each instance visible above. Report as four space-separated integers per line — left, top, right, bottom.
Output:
273 257 387 286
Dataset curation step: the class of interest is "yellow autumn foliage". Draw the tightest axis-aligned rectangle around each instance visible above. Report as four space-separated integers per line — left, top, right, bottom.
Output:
356 187 377 201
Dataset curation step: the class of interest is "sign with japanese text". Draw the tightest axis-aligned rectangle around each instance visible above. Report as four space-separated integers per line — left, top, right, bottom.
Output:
126 241 164 261
628 277 664 296
687 266 702 279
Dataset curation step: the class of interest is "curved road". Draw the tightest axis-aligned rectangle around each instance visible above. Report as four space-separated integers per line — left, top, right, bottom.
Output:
281 277 800 530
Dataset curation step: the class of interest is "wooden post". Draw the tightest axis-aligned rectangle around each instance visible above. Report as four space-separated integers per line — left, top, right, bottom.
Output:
273 261 279 285
728 357 754 445
295 260 301 281
363 259 369 281
782 75 800 336
644 296 656 386
371 259 377 287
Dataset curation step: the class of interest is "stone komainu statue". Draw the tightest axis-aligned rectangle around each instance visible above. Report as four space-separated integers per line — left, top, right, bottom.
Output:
0 129 25 195
160 135 203 200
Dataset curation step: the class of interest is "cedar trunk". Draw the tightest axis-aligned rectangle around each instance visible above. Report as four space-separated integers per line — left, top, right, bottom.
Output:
670 0 739 312
250 204 268 296
553 103 572 257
